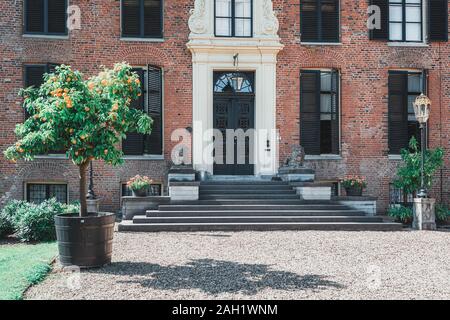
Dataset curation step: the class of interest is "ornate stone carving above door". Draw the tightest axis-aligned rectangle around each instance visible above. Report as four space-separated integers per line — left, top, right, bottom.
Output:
188 0 207 34
262 0 279 35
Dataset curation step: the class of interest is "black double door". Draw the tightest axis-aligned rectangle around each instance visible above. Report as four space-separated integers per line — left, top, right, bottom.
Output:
213 95 255 175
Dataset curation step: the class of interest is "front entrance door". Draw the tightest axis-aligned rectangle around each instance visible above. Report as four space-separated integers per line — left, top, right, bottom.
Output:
213 72 255 175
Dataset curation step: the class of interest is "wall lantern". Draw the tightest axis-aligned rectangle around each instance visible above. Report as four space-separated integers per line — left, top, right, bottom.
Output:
231 53 244 92
413 93 431 125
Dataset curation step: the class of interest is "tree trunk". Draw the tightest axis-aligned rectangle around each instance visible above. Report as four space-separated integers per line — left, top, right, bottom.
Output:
79 162 89 217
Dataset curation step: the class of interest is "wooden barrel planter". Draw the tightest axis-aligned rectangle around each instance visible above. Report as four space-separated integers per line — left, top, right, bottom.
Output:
55 212 115 268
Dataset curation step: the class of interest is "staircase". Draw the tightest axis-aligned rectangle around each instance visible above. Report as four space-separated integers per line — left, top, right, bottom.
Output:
118 180 402 232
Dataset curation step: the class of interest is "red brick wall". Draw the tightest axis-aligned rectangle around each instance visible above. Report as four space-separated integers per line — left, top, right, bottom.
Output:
0 0 448 213
275 0 450 212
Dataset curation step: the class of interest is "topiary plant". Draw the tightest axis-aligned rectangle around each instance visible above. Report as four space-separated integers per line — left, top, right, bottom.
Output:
393 137 444 205
4 63 152 216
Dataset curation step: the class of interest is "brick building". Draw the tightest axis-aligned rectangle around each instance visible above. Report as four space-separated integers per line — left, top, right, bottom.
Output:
0 0 449 214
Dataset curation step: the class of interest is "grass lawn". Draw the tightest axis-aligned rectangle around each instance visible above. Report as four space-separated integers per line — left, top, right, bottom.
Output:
0 241 57 300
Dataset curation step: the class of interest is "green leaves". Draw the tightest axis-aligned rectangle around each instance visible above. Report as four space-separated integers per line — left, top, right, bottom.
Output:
394 137 445 196
4 62 153 167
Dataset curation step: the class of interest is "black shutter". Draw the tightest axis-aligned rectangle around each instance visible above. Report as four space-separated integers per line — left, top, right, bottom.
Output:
388 72 409 154
321 0 340 42
429 0 448 41
300 70 321 155
301 0 319 42
122 0 141 37
24 65 46 119
369 0 389 40
25 65 46 88
144 0 163 37
47 0 67 34
47 63 59 74
25 0 45 33
123 68 145 155
146 66 163 155
330 70 340 154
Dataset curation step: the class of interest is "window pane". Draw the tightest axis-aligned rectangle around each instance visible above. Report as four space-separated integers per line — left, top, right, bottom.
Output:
234 18 251 36
320 94 332 115
321 72 332 91
408 95 418 117
216 17 232 36
389 5 403 22
406 23 422 41
408 74 422 92
405 6 421 22
389 23 403 40
235 0 251 18
28 184 46 204
49 184 68 203
216 0 232 17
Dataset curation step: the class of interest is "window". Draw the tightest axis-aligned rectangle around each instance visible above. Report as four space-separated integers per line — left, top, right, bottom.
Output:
389 0 423 42
24 63 58 90
389 183 413 207
121 183 162 197
388 70 426 154
26 183 68 204
300 70 340 155
215 0 253 37
123 66 163 156
24 0 67 35
300 0 340 43
24 64 65 154
370 0 448 42
122 0 163 38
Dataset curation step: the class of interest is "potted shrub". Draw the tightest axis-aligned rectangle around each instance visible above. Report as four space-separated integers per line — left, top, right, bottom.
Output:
4 63 152 267
341 175 367 196
387 205 413 225
127 175 153 197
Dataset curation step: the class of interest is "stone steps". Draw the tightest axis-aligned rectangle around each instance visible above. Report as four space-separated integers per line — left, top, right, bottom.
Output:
148 209 366 216
134 215 383 224
200 194 300 200
118 179 403 232
157 204 354 212
119 220 403 232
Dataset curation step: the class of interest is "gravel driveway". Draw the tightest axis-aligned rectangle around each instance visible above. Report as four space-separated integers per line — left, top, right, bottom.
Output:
26 229 450 300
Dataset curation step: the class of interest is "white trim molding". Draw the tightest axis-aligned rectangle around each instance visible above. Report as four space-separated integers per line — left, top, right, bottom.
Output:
187 0 283 176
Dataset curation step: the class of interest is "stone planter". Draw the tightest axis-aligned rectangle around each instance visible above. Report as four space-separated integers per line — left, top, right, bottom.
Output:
132 189 147 197
121 196 170 220
345 186 363 196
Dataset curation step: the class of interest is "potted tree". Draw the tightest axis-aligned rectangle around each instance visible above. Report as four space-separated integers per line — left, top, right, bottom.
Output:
341 175 367 196
127 175 153 197
4 63 152 267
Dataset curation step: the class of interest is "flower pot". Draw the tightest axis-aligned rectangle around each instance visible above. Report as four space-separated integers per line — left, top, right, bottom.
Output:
345 186 363 196
54 212 115 268
132 188 147 197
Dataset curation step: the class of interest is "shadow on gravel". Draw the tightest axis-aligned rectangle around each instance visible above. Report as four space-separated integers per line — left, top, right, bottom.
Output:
93 259 344 295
